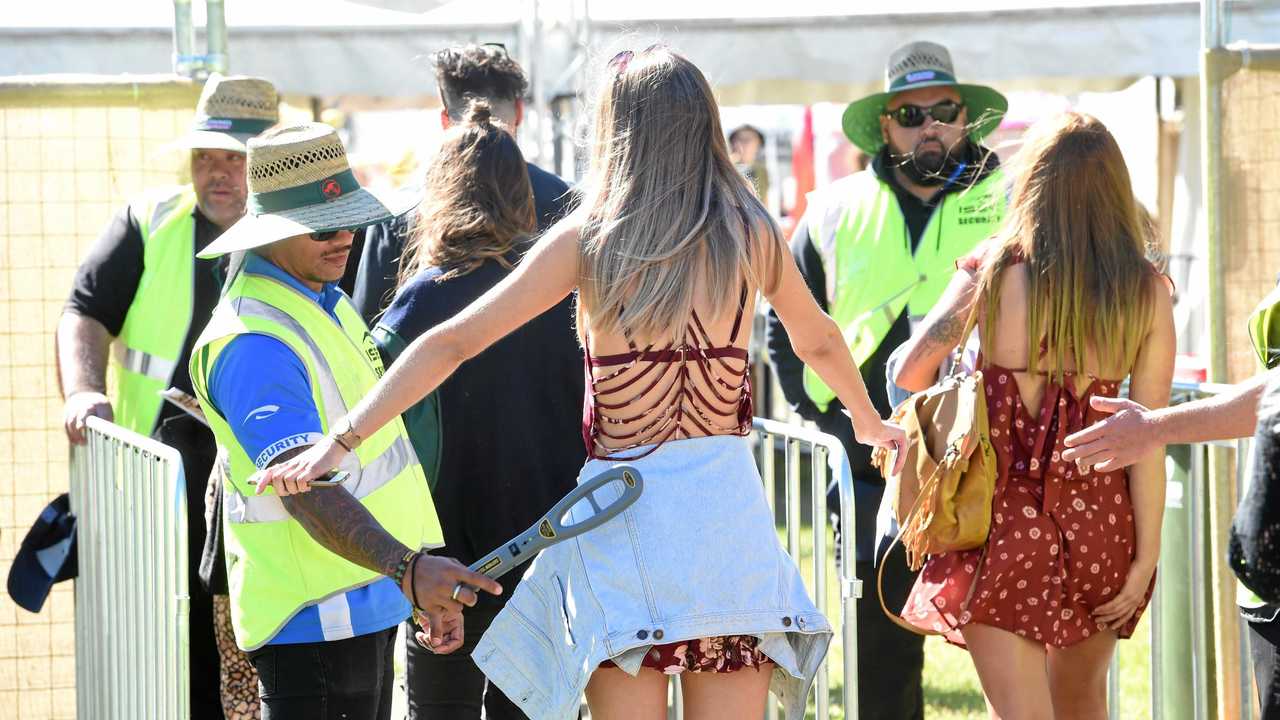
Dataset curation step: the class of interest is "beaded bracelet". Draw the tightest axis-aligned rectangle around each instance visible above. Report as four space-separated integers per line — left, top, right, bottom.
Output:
391 548 417 590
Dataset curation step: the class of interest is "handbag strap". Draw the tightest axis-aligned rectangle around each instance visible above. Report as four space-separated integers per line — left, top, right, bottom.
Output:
945 286 985 378
877 460 950 636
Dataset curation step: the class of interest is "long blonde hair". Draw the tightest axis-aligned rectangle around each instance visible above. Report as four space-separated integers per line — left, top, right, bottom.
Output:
398 100 535 287
577 46 782 341
976 112 1159 380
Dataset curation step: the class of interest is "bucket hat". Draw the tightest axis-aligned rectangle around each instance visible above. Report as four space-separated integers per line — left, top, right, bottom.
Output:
842 41 1008 156
198 122 412 258
171 73 279 153
7 494 77 614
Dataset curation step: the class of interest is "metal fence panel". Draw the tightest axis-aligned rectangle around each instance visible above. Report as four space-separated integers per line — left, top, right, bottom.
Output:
70 416 189 720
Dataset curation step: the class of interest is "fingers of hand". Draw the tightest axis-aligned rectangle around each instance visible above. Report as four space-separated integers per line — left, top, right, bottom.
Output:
459 569 502 597
1089 396 1131 414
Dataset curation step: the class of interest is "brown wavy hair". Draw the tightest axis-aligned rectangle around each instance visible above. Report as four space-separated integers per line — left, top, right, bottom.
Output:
398 100 536 286
976 112 1159 380
578 46 783 341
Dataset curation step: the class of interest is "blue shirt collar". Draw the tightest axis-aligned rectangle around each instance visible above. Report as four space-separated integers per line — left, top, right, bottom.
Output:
245 252 344 317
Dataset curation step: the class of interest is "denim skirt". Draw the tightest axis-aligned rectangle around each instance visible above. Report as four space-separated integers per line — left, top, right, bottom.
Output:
472 434 832 719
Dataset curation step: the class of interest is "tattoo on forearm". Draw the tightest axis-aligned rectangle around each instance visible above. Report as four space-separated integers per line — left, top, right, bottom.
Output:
271 448 407 577
922 312 966 351
281 489 407 576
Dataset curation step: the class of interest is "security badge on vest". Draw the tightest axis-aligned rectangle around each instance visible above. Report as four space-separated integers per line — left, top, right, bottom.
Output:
802 168 1007 413
190 268 443 650
112 185 200 437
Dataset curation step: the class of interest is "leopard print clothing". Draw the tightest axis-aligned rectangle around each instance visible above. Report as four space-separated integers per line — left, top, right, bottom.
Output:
213 594 261 719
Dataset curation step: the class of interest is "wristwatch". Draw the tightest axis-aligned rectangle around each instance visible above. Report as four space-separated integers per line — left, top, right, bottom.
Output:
330 417 362 452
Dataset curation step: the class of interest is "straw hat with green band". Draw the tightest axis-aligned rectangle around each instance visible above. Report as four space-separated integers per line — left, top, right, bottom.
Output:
198 123 414 259
842 40 1008 156
171 73 280 153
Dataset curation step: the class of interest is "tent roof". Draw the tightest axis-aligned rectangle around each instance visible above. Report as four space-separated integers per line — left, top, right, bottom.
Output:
0 0 518 98
2 1 1278 101
577 0 1280 102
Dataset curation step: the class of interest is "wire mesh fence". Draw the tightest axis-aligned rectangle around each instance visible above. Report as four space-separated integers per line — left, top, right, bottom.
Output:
0 76 198 719
1219 64 1280 384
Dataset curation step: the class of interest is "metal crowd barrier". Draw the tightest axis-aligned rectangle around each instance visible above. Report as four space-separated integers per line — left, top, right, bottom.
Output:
666 417 858 720
70 416 190 720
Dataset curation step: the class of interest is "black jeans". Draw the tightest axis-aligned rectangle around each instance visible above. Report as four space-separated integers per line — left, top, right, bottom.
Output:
1251 618 1280 719
157 415 222 720
247 626 397 720
404 601 527 720
854 541 925 720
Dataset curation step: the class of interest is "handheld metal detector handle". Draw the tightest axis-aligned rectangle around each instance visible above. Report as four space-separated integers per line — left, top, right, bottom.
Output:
468 465 643 580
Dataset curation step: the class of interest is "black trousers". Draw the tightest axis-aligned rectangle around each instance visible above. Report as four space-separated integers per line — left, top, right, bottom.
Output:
247 626 397 720
854 542 925 720
1251 618 1280 719
158 415 222 720
404 601 527 720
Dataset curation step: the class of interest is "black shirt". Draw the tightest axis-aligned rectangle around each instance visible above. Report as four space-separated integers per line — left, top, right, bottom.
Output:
375 244 585 608
348 162 575 325
64 201 226 432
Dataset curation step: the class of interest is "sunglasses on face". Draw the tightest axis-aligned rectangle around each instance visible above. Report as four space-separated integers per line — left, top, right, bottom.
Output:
308 228 359 242
883 100 965 128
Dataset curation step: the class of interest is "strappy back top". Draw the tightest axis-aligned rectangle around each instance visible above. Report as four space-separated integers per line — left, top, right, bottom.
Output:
582 284 753 460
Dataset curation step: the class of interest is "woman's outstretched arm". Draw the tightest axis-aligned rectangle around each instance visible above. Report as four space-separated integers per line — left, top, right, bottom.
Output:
258 220 581 492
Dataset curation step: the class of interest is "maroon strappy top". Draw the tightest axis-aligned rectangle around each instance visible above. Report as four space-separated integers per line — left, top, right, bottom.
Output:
582 284 753 460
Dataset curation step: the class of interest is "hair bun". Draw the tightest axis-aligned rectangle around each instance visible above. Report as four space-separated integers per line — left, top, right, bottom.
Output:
466 98 492 125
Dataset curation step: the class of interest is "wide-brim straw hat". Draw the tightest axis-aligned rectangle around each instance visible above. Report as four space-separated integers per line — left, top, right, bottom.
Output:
199 123 412 259
842 41 1008 156
168 73 279 153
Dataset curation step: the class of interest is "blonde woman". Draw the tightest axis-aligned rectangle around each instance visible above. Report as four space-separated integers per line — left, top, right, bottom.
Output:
260 46 904 719
892 112 1176 719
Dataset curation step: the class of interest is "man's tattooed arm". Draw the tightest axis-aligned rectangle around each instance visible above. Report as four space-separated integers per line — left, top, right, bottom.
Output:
271 447 408 578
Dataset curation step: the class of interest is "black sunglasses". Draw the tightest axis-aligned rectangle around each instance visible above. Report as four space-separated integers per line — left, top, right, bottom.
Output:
309 228 359 242
883 100 965 128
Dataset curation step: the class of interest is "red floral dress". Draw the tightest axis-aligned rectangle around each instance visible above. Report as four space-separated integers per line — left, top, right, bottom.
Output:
600 636 771 674
900 365 1154 647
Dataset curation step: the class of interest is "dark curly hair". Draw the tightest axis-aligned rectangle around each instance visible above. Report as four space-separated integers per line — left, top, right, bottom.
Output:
433 44 529 121
398 99 536 286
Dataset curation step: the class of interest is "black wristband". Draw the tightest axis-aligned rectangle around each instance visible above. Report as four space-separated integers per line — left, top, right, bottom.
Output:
408 553 426 612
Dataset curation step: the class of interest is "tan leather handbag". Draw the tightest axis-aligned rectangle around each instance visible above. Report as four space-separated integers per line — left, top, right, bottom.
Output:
872 307 996 634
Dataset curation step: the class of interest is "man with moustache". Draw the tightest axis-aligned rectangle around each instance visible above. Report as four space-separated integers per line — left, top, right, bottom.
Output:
766 41 1007 720
57 74 279 719
189 122 499 719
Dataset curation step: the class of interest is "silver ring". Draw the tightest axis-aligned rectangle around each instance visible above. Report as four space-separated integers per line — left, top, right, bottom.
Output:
451 582 464 602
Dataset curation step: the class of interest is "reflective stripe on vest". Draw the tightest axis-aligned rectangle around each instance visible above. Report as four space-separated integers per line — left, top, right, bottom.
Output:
113 185 197 435
122 348 178 382
224 434 418 524
801 168 1007 412
190 268 441 650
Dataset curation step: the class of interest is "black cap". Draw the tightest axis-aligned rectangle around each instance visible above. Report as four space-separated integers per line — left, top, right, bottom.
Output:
7 493 77 614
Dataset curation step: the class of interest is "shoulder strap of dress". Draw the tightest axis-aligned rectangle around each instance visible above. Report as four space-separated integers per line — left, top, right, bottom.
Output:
728 282 749 344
